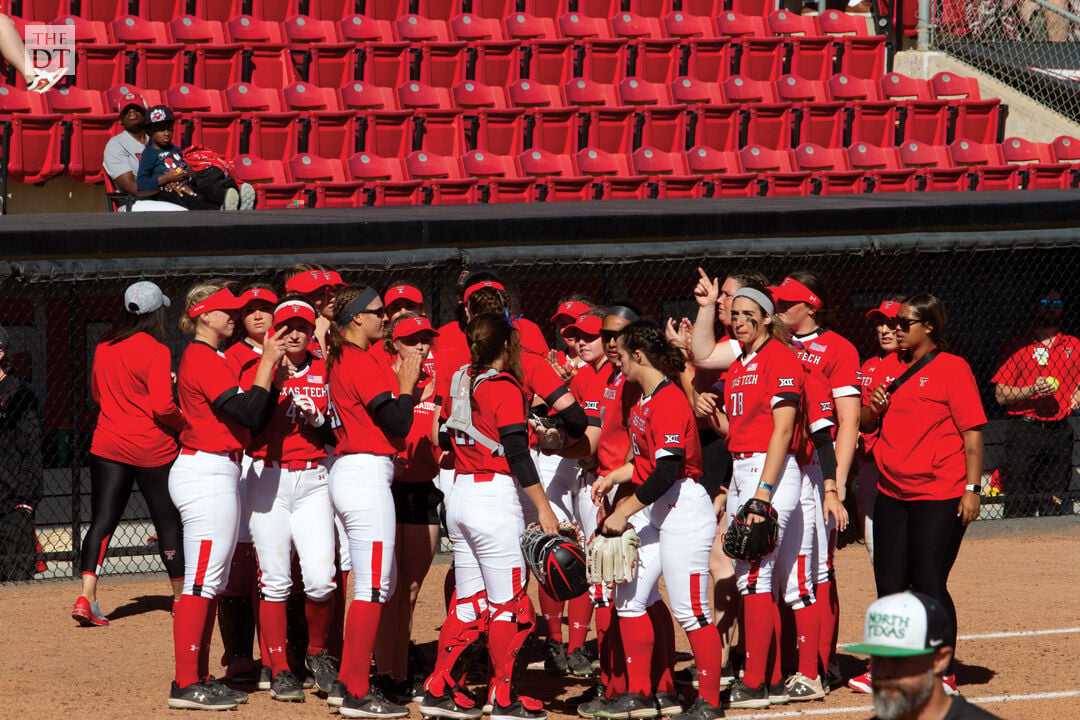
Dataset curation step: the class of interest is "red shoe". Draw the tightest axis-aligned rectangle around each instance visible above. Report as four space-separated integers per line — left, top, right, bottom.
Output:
72 596 109 627
847 668 871 694
942 675 959 696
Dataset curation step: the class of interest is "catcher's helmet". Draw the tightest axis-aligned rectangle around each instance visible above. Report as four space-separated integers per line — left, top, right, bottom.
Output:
520 525 588 601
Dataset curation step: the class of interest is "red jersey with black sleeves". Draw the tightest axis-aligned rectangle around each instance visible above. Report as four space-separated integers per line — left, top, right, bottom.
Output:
520 350 571 407
793 368 835 465
597 365 639 476
628 379 703 486
177 341 247 453
451 372 529 476
249 356 329 462
570 361 604 429
723 339 805 455
225 339 262 389
329 343 406 456
991 330 1080 422
791 328 861 401
858 353 896 452
398 372 440 483
90 332 184 467
864 351 987 501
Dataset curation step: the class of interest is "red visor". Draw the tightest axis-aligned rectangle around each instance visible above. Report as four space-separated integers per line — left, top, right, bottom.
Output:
393 315 440 340
551 300 591 324
386 284 424 305
188 288 244 318
238 288 278 307
274 300 317 327
285 270 345 295
568 313 603 336
463 280 505 303
768 277 822 308
866 300 901 321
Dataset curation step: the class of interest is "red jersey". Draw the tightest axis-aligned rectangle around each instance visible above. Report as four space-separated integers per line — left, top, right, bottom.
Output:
794 368 835 465
434 321 469 406
451 372 529 476
329 344 406 456
249 356 329 462
177 341 246 453
225 339 262 390
90 332 184 467
792 328 861 400
597 365 640 476
516 317 551 356
723 339 805 455
864 351 987 501
628 378 703 486
858 352 895 452
398 373 440 483
570 361 605 430
991 330 1080 422
520 350 571 407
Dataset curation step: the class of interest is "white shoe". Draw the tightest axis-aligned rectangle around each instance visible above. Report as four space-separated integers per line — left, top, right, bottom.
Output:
239 182 256 210
27 68 64 93
222 187 239 211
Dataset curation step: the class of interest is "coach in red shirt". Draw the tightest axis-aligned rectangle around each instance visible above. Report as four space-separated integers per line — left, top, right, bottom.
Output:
861 294 985 692
991 288 1079 518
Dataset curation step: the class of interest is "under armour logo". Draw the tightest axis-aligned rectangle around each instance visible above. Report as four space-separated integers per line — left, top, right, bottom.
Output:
269 646 284 654
668 502 677 510
699 668 709 676
572 622 587 629
664 433 680 444
189 644 200 652
778 377 795 388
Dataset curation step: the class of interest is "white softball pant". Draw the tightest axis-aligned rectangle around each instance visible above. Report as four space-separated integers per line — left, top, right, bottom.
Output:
168 450 242 598
615 478 717 632
329 453 397 603
448 473 527 623
534 450 582 526
247 459 337 602
800 453 832 592
728 453 811 608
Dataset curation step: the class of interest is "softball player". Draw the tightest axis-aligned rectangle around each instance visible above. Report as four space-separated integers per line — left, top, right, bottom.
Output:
246 299 338 703
75 281 184 627
325 285 420 719
284 265 345 358
167 281 286 711
420 312 560 720
595 320 724 720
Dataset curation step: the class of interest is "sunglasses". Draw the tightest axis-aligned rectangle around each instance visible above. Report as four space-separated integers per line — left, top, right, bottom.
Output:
1039 298 1065 308
357 307 386 318
888 317 923 331
600 329 623 343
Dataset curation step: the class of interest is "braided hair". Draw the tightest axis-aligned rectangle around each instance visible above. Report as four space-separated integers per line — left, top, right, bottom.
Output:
618 320 686 378
465 313 523 410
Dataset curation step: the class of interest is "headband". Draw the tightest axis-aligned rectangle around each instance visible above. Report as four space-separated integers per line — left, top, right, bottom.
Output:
335 286 380 327
605 305 640 322
733 287 775 316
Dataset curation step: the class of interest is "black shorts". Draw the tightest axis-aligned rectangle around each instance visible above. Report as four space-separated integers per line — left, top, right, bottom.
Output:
391 480 443 526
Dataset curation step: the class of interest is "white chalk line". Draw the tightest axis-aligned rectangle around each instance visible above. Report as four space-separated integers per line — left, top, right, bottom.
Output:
729 690 1080 718
839 625 1080 648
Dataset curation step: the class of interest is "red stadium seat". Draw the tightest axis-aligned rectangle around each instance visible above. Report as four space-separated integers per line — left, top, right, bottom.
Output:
683 0 724 16
0 97 64 183
461 149 537 203
168 15 229 43
612 12 666 40
16 0 66 22
141 0 194 22
898 139 967 191
234 154 305 207
36 86 113 183
685 145 759 197
474 42 521 88
80 0 126 22
191 0 246 23
109 15 171 44
167 16 245 90
508 79 564 107
580 38 630 84
251 0 299 22
1001 136 1072 189
578 0 620 18
361 43 411 88
473 0 515 19
453 80 510 109
558 12 613 40
630 146 705 198
948 138 1018 191
505 12 561 42
688 101 742 153
288 152 364 207
405 149 480 205
881 72 949 145
724 75 793 149
1051 135 1080 163
685 38 735 83
517 147 592 201
303 110 361 160
226 14 287 43
417 0 464 21
739 144 812 196
575 147 647 199
716 10 769 37
663 11 717 39
450 13 507 42
397 80 454 110
768 10 838 82
308 0 355 21
367 0 410 22
532 105 584 155
522 40 575 86
793 142 865 194
847 141 916 192
225 83 300 161
340 80 399 110
44 85 108 115
670 77 725 106
730 0 774 15
339 14 396 43
634 39 681 83
583 105 636 153
418 43 469 89
930 71 1004 144
564 77 621 108
474 110 526 155
283 81 344 113
775 75 845 148
347 150 424 205
284 14 344 43
395 14 453 43
818 9 885 80
72 41 125 91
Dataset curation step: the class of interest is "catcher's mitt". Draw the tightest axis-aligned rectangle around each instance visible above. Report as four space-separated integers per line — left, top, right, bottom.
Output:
722 498 778 561
586 528 639 585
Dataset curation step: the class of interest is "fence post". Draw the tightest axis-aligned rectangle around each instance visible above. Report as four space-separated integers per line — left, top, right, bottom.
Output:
917 0 931 50
69 282 84 578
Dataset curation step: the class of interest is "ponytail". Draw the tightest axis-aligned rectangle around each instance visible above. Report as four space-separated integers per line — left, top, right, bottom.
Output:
325 285 366 374
620 320 686 378
465 313 522 410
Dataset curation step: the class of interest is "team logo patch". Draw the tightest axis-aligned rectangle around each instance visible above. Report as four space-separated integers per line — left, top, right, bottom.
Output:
309 375 323 384
919 377 929 387
820 401 832 413
663 433 681 444
149 107 167 123
747 363 758 371
778 377 795 388
584 401 600 411
810 342 827 352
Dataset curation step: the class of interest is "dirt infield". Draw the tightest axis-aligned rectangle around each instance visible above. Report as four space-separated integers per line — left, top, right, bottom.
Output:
2 517 1077 720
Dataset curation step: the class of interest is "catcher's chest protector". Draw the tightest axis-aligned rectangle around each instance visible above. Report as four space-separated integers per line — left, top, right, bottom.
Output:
444 366 505 456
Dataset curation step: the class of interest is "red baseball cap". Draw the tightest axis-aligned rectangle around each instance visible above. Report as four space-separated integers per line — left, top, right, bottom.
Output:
285 270 345 295
866 300 901 321
768 277 823 308
188 288 244 318
385 284 424 306
274 300 317 328
551 300 591 324
238 288 278 307
463 280 505 303
393 315 440 340
568 313 602 337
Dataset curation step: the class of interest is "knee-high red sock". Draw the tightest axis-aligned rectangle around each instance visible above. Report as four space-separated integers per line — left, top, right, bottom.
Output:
199 597 219 680
259 599 290 674
686 624 723 707
817 579 838 673
487 618 533 706
425 595 481 697
537 587 564 642
619 614 655 696
174 595 212 688
327 569 347 659
794 604 821 679
567 594 593 652
646 601 676 694
741 593 775 690
340 600 383 699
306 597 334 656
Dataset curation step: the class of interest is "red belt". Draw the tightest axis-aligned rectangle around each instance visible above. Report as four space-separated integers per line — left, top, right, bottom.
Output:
180 448 244 463
266 459 321 471
732 452 757 460
457 472 495 483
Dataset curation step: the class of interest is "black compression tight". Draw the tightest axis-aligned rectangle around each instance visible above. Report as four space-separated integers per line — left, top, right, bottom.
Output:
80 454 184 579
872 492 967 652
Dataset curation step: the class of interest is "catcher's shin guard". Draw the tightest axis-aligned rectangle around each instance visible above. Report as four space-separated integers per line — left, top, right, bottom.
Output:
426 591 487 696
487 589 536 707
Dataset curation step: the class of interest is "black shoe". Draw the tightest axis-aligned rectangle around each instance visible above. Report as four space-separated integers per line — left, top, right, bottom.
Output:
227 663 262 686
578 695 613 720
723 680 769 710
258 665 272 691
410 640 435 678
672 697 724 720
327 679 346 708
270 669 305 702
306 650 340 694
566 646 594 678
340 686 411 718
569 682 605 706
543 640 569 675
674 665 699 689
594 692 659 719
420 690 484 719
167 680 239 710
202 676 249 704
719 659 734 688
767 679 789 705
394 677 424 704
654 691 682 717
490 699 547 720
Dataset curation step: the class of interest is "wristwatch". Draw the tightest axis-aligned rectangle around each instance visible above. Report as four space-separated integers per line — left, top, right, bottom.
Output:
965 484 982 495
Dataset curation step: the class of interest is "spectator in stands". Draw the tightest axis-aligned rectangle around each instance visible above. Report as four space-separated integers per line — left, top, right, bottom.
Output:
136 105 255 212
0 14 64 93
103 96 151 200
0 325 44 582
992 287 1079 518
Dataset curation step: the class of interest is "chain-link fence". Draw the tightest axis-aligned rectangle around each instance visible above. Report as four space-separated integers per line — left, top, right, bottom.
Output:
930 0 1080 122
3 232 1079 582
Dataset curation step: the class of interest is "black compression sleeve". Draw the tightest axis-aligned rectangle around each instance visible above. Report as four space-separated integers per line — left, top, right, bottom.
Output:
371 394 416 438
215 386 277 432
501 428 540 488
634 455 682 506
811 429 837 482
438 425 453 451
556 402 588 439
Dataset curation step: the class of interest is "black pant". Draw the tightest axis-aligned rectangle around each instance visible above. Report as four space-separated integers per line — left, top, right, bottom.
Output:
873 492 967 651
156 167 236 210
1004 417 1074 518
80 455 184 579
699 426 732 500
0 507 38 581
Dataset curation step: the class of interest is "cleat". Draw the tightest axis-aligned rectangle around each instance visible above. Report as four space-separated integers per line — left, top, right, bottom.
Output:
594 692 659 719
339 686 410 718
767 680 788 705
257 665 272 691
724 680 769 710
306 650 340 695
566 646 594 678
327 679 346 708
674 665 698 689
847 669 872 694
671 697 723 720
543 640 569 675
420 690 484 719
654 691 682 717
202 676 248 704
942 675 959 696
269 669 305 702
72 597 109 627
490 697 546 720
784 673 825 702
167 680 238 711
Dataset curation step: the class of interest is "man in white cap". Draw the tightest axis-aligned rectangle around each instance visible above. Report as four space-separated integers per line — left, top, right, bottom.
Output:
849 592 1001 720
